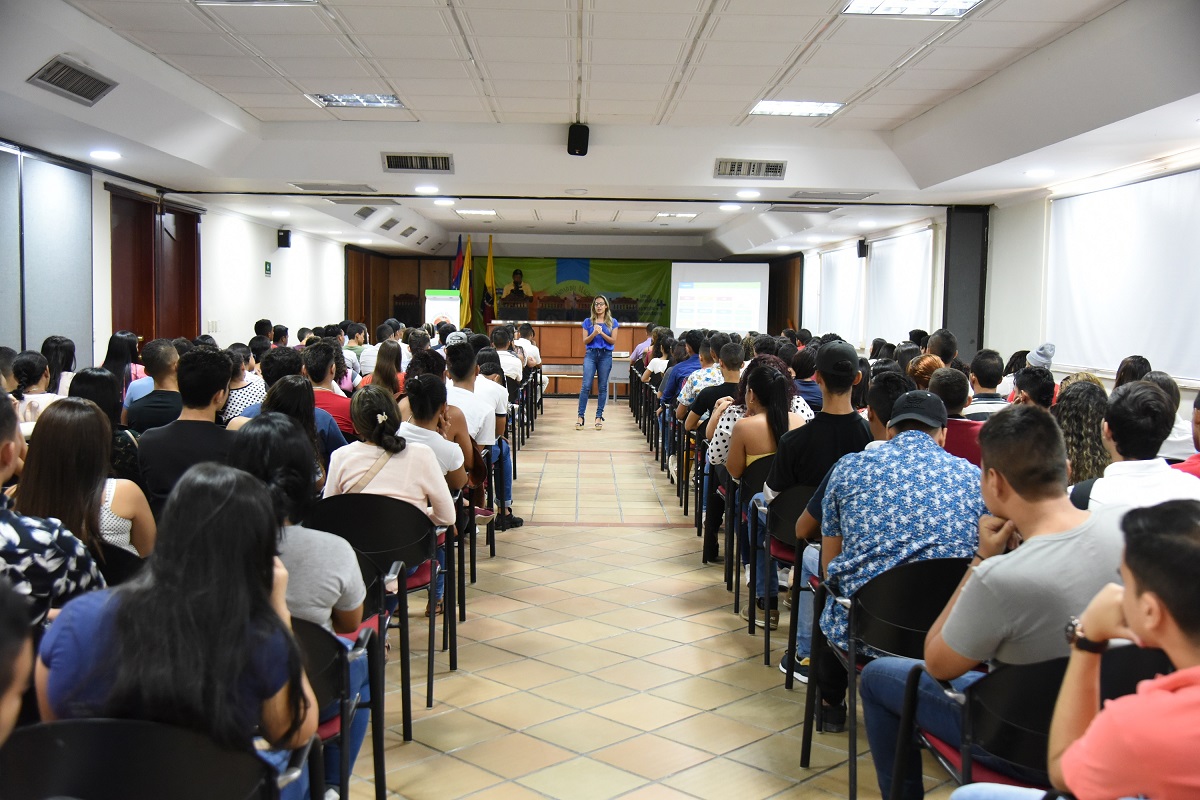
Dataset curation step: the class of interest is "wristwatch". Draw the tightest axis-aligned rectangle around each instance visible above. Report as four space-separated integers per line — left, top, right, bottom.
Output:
1065 616 1108 653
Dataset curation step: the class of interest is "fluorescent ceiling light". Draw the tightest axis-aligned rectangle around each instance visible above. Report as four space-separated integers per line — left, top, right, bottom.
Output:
737 190 760 199
750 100 844 117
1024 168 1055 179
841 0 986 17
457 209 496 216
718 204 742 212
563 188 588 196
358 239 372 244
89 150 121 161
307 93 403 109
414 185 438 195
433 198 455 206
197 1 318 6
776 245 792 252
655 213 697 219
271 210 290 218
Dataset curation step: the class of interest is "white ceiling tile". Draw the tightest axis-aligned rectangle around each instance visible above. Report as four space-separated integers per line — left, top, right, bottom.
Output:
290 78 391 95
823 17 953 46
695 40 804 67
577 208 619 222
668 100 749 115
718 0 840 13
772 87 855 103
591 0 706 11
334 6 453 36
327 108 419 122
416 110 498 123
886 68 993 91
584 113 657 124
662 114 741 127
535 208 576 222
859 86 952 106
485 62 576 81
585 64 676 83
490 80 574 98
586 83 668 101
687 65 783 84
838 102 932 121
267 58 373 79
395 78 482 96
588 39 685 65
161 55 273 78
462 9 573 37
497 97 573 113
823 116 901 131
616 210 660 222
802 43 916 68
244 107 332 122
374 60 472 79
457 0 571 8
205 6 335 36
978 0 1123 23
587 12 702 40
405 95 489 112
125 31 245 58
708 15 827 42
242 35 359 60
680 83 761 102
908 45 1031 71
496 111 571 123
784 66 889 88
941 20 1081 49
73 2 214 33
197 75 295 94
223 93 315 109
474 37 573 63
359 36 464 60
585 99 659 115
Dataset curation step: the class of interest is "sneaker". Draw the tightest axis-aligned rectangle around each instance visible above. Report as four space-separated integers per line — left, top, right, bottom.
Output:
820 702 847 734
778 651 810 684
740 601 779 631
504 511 524 529
668 455 678 481
474 506 495 520
743 565 751 586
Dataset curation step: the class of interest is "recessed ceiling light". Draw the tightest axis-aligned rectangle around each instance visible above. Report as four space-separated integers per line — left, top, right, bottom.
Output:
307 93 403 109
358 239 372 244
1024 168 1055 179
858 220 875 228
563 188 588 196
655 212 697 219
776 245 791 252
841 0 986 18
737 190 761 199
271 210 290 218
433 198 455 206
414 185 438 195
457 209 496 216
719 204 742 212
89 150 121 161
750 100 844 117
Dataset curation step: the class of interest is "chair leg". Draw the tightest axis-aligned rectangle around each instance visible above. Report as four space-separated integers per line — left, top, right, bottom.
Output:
397 594 413 743
888 665 926 800
458 527 468 623
784 562 802 690
800 585 827 769
307 737 325 800
746 507 757 635
732 490 742 616
847 633 858 799
426 574 437 710
340 699 352 800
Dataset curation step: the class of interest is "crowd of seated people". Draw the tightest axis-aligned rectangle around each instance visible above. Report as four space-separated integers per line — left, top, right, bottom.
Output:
633 321 1200 797
0 314 542 797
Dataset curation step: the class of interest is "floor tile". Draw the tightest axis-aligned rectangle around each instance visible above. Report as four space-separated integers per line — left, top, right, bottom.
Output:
515 758 648 800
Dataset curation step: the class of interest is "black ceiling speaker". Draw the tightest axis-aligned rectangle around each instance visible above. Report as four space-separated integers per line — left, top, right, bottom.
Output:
278 230 291 248
567 123 589 156
857 238 868 259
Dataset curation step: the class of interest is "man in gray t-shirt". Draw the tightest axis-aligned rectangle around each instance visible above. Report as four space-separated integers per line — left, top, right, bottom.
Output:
859 406 1130 800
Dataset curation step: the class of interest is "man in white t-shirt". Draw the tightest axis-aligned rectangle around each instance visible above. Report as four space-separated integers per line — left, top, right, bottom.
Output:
474 354 521 530
516 323 549 394
491 328 525 384
358 323 392 376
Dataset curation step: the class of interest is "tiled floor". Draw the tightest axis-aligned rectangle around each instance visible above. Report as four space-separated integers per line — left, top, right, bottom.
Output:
352 397 959 800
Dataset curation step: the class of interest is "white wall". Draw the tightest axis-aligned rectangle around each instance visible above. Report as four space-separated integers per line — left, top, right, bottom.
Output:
984 197 1049 360
200 210 345 347
91 175 112 366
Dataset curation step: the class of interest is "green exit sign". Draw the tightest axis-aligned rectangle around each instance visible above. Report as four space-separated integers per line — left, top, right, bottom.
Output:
265 261 272 277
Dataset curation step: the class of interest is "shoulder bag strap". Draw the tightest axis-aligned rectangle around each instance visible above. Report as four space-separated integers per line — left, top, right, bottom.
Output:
348 449 392 494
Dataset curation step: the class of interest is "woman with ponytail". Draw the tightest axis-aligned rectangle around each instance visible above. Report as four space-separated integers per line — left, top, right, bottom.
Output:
398 374 468 492
11 350 63 424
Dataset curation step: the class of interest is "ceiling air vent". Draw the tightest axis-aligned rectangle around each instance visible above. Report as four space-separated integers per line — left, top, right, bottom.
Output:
379 218 400 231
768 205 841 214
324 197 401 206
353 206 376 220
714 159 786 180
399 226 418 238
416 236 429 245
27 55 118 107
788 190 876 202
290 182 377 193
381 153 454 173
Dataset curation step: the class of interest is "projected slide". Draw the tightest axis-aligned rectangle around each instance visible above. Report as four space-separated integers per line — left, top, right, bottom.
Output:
670 262 769 333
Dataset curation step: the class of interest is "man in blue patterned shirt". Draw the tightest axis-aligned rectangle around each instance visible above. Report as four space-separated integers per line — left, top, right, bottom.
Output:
813 390 983 732
0 391 103 628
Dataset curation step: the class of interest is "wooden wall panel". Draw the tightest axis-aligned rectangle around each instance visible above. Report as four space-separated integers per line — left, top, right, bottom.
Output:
155 208 201 340
538 326 574 361
369 255 390 331
110 194 157 340
345 250 367 325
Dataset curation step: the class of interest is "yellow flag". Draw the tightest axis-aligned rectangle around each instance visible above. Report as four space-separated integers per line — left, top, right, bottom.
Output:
484 235 496 323
459 235 473 329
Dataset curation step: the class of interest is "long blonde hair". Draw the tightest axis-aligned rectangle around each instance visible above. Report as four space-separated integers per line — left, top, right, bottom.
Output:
590 296 613 328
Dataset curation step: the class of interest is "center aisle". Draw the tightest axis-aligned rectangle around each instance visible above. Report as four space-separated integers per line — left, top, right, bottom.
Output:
355 398 955 800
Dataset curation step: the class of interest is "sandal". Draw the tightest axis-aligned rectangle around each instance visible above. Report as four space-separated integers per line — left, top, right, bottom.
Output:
595 416 604 430
425 599 444 618
576 416 585 430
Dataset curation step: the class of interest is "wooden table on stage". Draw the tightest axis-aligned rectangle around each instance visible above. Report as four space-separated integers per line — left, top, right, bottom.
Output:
489 320 650 398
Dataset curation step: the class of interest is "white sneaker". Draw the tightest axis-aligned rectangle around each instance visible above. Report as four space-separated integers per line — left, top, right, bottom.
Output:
668 455 678 481
324 789 340 800
743 565 751 586
777 566 792 589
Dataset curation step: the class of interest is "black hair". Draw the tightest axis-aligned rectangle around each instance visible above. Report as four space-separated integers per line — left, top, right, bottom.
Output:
479 362 505 381
227 342 252 369
908 329 928 347
68 367 123 427
850 357 871 410
468 333 491 354
0 390 14 442
870 358 902 379
102 463 309 750
868 338 889 360
140 339 178 381
300 342 336 384
170 338 193 357
928 367 971 415
519 323 535 338
878 343 896 360
346 323 367 340
1106 381 1174 460
261 375 324 469
718 342 744 371
777 342 798 367
384 318 403 333
490 328 512 349
0 579 30 699
745 366 792 448
38 336 76 395
177 347 233 409
792 347 816 380
1003 349 1029 376
444 342 476 382
894 342 921 373
436 322 456 344
192 335 218 349
1013 366 1056 408
254 319 273 337
11 351 48 401
271 325 288 345
751 334 777 357
867 371 916 425
227 413 316 525
339 320 353 335
408 330 431 352
248 335 272 365
406 373 447 423
1114 355 1152 389
734 355 795 407
259 347 302 387
475 347 501 369
969 349 1004 390
512 269 523 277
796 329 812 346
1122 499 1200 640
927 328 957 363
1143 371 1181 415
296 328 312 343
680 329 701 356
375 323 394 344
0 347 15 385
781 328 797 344
350 384 406 454
405 349 446 385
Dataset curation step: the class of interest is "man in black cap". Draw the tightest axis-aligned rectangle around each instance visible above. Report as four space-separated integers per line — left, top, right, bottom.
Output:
752 340 872 630
808 389 984 733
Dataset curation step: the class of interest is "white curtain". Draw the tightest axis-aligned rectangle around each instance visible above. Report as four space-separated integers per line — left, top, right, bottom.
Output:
1047 168 1200 380
865 229 933 345
818 247 864 345
801 255 821 333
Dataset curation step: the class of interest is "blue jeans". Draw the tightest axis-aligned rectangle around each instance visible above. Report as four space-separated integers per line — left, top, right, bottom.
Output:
860 658 985 800
795 544 819 658
490 440 513 506
320 643 371 788
578 348 613 418
258 747 309 800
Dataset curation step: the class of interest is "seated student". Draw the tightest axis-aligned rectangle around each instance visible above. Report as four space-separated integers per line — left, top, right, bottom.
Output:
37 464 318 798
40 335 77 397
686 342 744 434
359 340 403 398
138 348 235 518
399 350 473 485
229 414 368 793
812 390 983 732
0 392 103 626
925 328 958 365
929 367 983 466
124 339 183 433
249 334 272 367
964 349 1009 421
229 347 346 458
343 323 367 369
1173 392 1200 479
0 579 32 746
303 342 354 436
272 324 289 348
15 398 156 558
1073 380 1200 509
254 318 273 340
10 351 63 424
1051 381 1111 483
398 375 468 492
951 499 1200 800
68 367 143 486
98 331 145 401
641 335 673 384
219 346 267 424
905 353 944 390
1011 366 1055 409
791 347 824 412
490 328 525 385
675 334 729 420
475 353 521 530
861 405 1128 799
661 330 703 412
1113 353 1152 388
630 322 655 365
0 347 16 393
1143 370 1198 462
706 354 815 468
357 323 389 376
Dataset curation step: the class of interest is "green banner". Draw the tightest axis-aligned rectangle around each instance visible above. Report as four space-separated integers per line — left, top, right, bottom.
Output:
469 256 670 326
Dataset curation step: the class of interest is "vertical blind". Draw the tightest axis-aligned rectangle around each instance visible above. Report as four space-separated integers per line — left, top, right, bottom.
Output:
818 246 863 344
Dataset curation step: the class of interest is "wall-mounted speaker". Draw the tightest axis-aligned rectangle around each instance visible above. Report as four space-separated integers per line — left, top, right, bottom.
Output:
567 123 589 157
278 229 291 249
857 239 868 259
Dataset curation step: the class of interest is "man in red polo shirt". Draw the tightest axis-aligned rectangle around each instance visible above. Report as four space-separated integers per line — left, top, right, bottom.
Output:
302 341 353 436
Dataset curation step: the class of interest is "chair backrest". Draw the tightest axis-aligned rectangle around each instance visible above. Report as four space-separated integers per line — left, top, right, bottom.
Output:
737 455 776 503
0 718 271 800
95 541 145 586
303 494 436 616
852 558 971 658
766 485 818 549
291 617 342 711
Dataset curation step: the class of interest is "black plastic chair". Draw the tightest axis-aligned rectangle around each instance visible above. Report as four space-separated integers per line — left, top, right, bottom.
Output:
94 540 145 586
0 718 308 800
750 484 816 665
799 557 971 800
730 455 775 626
292 618 372 800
